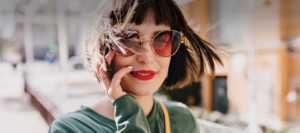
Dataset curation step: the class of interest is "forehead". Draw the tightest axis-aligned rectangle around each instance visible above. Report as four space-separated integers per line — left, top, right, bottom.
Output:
129 22 170 36
131 17 170 30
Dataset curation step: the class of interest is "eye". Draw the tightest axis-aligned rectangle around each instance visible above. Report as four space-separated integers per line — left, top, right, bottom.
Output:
154 38 168 43
154 32 170 44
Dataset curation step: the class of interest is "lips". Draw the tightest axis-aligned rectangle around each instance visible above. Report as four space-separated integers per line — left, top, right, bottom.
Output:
130 70 156 80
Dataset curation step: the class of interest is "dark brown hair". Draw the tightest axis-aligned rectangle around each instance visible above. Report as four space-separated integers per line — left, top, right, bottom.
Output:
84 0 223 89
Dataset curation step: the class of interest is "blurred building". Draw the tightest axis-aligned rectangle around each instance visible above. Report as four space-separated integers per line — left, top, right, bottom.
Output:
0 0 90 64
181 0 300 127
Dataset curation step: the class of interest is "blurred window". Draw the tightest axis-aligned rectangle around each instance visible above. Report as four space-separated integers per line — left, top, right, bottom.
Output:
209 0 244 48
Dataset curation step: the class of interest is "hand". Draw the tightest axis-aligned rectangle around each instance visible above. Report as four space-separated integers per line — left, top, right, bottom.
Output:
96 50 133 102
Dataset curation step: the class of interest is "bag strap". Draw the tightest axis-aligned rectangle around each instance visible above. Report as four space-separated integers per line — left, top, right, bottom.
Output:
159 101 171 133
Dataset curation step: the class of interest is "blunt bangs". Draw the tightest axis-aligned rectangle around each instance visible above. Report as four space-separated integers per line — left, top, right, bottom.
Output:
110 0 175 28
132 0 173 26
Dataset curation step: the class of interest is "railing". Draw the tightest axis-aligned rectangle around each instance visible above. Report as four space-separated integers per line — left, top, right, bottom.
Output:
197 119 245 133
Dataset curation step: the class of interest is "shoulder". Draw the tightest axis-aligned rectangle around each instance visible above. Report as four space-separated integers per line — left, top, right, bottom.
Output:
48 107 109 133
164 101 192 116
48 110 88 133
163 101 199 133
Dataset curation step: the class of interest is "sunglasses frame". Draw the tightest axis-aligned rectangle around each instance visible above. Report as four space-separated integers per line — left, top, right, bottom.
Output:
113 29 183 57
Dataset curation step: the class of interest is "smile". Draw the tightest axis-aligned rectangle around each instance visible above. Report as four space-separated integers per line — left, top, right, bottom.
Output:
130 70 156 80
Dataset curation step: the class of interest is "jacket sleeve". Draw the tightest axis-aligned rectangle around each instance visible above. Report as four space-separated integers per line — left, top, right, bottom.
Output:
112 95 151 133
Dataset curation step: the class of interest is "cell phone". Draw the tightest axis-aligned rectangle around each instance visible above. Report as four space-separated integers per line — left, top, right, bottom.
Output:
104 45 110 56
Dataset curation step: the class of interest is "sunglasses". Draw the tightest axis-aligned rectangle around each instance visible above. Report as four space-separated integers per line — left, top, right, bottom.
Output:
112 29 182 57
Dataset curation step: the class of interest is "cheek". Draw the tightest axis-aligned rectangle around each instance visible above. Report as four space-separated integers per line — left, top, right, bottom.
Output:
160 58 171 75
111 55 130 71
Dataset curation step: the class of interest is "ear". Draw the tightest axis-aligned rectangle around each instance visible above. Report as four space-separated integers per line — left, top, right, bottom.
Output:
105 49 116 65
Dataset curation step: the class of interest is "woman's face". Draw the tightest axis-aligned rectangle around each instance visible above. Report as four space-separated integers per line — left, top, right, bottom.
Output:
111 21 171 96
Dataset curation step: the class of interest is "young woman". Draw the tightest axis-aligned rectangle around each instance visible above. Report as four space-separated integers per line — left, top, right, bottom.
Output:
49 0 222 132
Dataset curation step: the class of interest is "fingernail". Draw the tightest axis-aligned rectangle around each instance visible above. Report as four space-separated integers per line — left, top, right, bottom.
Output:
127 66 133 69
102 64 107 71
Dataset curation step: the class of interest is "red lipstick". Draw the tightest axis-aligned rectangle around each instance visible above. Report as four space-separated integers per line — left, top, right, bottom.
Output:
130 70 156 80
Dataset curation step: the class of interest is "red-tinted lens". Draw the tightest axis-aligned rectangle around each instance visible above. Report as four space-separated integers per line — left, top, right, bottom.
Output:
152 30 181 57
114 44 134 56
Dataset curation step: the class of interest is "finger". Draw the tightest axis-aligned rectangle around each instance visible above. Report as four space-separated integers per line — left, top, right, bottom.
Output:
96 63 111 90
110 66 133 89
97 64 114 101
108 66 133 100
96 49 115 87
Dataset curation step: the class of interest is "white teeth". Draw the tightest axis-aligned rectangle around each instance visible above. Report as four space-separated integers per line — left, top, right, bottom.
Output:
136 73 151 76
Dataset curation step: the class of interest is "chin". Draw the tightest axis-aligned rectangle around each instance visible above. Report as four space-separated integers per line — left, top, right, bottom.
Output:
120 75 165 96
122 85 159 96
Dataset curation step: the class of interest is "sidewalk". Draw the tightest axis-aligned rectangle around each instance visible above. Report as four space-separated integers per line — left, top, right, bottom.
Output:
0 94 48 133
24 62 105 124
0 63 48 133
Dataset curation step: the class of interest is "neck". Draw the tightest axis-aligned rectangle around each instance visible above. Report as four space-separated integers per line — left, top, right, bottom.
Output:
132 94 154 117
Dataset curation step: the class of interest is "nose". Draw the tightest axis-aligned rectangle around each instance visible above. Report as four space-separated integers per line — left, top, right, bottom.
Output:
136 41 155 64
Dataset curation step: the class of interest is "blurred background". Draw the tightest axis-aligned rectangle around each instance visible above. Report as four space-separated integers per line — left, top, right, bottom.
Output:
0 0 299 132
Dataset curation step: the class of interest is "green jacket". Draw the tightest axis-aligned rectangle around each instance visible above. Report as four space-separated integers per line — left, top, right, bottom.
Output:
49 95 199 133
